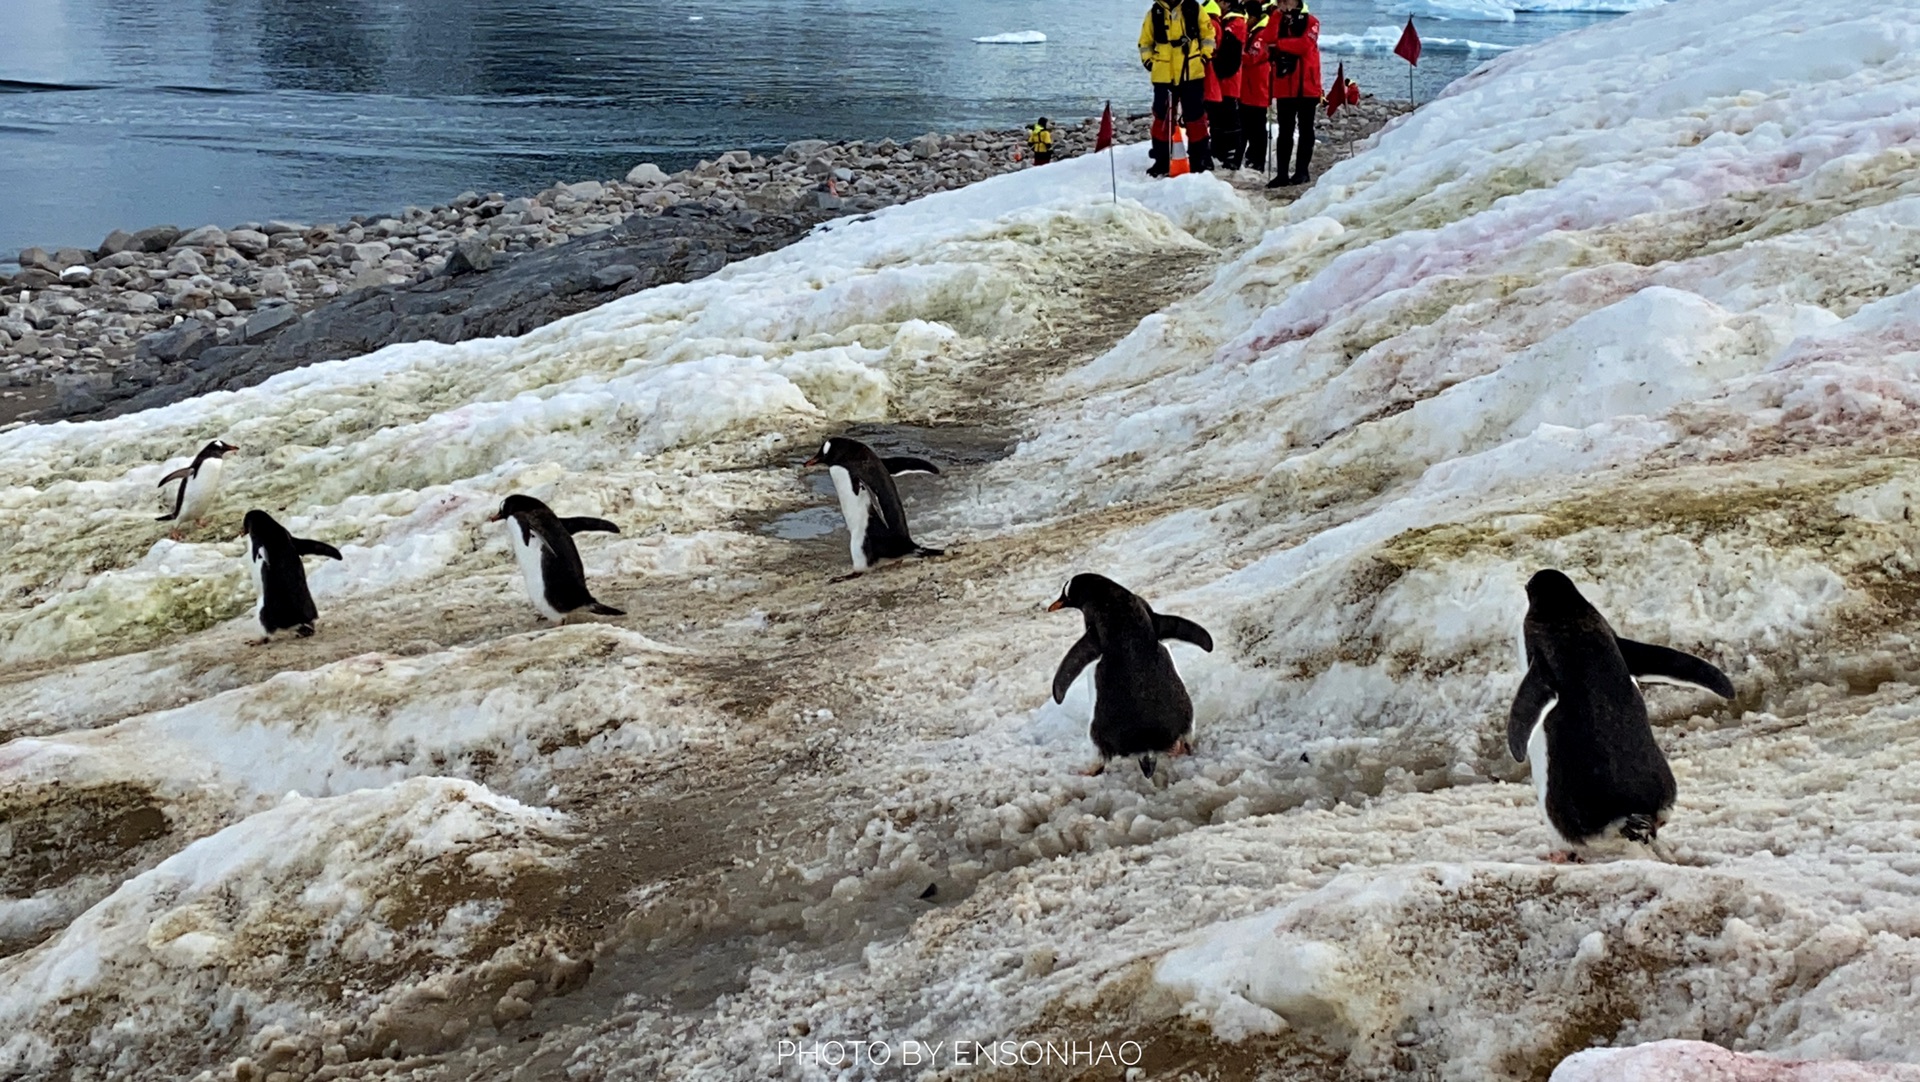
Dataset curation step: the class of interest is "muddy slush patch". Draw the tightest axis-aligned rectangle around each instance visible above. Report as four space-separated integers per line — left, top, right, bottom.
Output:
754 421 1018 542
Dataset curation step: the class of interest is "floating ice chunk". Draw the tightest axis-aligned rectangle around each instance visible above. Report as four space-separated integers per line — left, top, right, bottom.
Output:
973 31 1047 44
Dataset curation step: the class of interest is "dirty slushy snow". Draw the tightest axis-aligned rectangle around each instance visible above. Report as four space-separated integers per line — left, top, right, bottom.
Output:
3 0 1920 1077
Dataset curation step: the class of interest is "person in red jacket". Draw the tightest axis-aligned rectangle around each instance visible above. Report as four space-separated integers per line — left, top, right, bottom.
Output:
1209 0 1249 170
1237 1 1274 176
1263 0 1322 188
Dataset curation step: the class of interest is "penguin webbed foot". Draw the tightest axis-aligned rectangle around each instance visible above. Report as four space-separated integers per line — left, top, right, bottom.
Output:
1545 849 1585 865
1080 759 1108 777
295 624 315 638
828 570 864 584
1170 736 1194 757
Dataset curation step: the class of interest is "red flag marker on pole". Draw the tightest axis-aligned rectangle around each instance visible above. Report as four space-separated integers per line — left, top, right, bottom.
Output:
1394 16 1422 106
1096 100 1117 204
1326 63 1348 118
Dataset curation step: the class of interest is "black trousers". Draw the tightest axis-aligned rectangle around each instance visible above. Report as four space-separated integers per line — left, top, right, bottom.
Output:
1275 96 1316 180
1237 100 1269 174
1208 99 1242 170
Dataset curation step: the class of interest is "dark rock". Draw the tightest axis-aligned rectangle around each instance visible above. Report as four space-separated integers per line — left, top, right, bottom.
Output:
132 226 183 253
442 235 494 277
591 264 640 290
782 139 832 161
238 305 299 343
96 229 139 257
175 225 226 249
83 205 838 421
9 268 57 290
53 373 110 414
189 345 252 372
137 321 217 363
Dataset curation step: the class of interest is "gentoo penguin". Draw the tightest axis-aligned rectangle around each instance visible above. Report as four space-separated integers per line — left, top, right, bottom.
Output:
240 510 342 642
802 437 944 577
1048 573 1214 778
1508 569 1735 862
157 440 238 536
488 495 625 621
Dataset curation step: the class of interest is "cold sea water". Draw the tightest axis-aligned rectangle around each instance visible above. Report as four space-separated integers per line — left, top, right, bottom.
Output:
0 0 1637 257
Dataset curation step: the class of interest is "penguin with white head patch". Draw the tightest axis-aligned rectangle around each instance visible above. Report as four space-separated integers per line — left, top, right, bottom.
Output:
158 440 238 537
240 510 342 643
802 437 944 577
489 495 625 621
1049 573 1214 778
1509 569 1735 862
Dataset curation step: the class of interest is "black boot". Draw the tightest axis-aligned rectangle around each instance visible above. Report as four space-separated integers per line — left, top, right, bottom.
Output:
1190 138 1213 173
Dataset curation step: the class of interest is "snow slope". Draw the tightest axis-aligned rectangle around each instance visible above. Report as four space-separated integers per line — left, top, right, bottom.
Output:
3 0 1920 1077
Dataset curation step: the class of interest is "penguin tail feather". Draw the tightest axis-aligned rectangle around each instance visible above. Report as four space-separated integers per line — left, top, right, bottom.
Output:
294 624 315 638
156 513 177 522
914 545 945 558
587 602 626 617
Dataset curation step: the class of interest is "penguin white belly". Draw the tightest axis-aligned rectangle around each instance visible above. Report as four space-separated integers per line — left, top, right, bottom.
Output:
178 458 223 522
1526 696 1566 843
828 465 873 571
248 544 269 629
505 520 565 620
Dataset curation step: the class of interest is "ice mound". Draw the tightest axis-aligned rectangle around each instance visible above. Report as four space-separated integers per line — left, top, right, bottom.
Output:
0 779 581 1076
1554 1040 1920 1081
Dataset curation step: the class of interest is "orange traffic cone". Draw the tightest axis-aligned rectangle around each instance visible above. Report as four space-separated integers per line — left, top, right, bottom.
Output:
1168 121 1190 178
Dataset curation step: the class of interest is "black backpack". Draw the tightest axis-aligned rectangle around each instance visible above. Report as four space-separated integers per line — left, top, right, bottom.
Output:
1214 22 1243 79
1151 0 1204 47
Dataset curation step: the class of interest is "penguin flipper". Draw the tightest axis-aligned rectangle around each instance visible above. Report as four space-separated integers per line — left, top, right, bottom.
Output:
1616 638 1735 698
1053 635 1101 704
1508 664 1557 762
1153 613 1214 652
293 538 345 561
561 516 621 535
156 470 191 521
883 456 940 476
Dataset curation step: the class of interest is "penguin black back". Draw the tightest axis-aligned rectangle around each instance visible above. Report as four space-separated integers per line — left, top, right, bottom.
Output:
489 494 624 619
1508 569 1733 854
1049 573 1213 776
241 509 342 638
803 437 943 573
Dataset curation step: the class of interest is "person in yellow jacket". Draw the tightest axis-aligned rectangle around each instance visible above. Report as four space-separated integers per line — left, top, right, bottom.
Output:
1139 0 1215 175
1027 117 1054 165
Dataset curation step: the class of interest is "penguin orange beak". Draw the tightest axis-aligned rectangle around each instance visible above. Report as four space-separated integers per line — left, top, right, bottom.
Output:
486 511 504 522
802 454 821 468
1047 598 1066 612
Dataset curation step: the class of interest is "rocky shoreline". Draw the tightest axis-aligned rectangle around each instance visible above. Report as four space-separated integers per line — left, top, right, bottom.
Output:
0 101 1409 425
